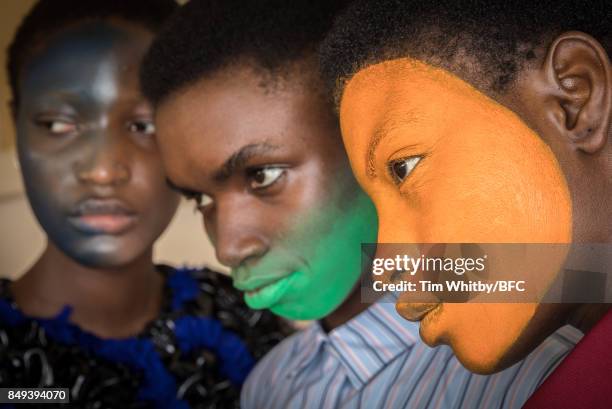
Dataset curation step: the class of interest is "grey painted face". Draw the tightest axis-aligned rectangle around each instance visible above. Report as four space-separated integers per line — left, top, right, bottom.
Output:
15 21 179 268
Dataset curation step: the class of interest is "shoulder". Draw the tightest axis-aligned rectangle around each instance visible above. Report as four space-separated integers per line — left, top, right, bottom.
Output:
250 326 311 373
0 278 26 327
0 278 12 300
529 324 583 382
544 324 583 348
241 327 313 405
159 264 239 316
493 324 584 407
161 265 293 358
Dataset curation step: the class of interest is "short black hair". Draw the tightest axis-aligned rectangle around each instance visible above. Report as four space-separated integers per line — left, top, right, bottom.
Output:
320 0 611 103
7 0 177 110
141 0 349 107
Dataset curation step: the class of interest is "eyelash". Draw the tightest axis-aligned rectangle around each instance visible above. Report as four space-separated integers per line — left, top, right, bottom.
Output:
246 166 287 191
387 155 422 185
35 118 155 137
183 166 288 212
36 118 78 136
185 192 213 213
127 119 155 135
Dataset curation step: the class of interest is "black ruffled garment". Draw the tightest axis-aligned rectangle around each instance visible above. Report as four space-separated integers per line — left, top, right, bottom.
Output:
0 266 291 408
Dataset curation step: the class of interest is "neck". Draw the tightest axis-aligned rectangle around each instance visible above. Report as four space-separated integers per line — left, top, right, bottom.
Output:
12 242 163 338
321 284 374 332
567 303 612 334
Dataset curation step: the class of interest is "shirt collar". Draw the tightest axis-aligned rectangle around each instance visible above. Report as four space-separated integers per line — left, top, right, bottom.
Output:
289 294 420 389
285 321 328 378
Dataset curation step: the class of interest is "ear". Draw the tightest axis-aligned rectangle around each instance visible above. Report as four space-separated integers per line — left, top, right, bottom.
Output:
542 31 611 153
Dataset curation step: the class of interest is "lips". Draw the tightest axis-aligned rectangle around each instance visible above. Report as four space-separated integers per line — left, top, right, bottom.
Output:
233 272 296 309
234 272 291 293
396 302 441 321
68 198 137 235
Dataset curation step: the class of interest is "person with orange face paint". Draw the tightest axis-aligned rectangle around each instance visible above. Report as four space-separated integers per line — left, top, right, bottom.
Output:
320 0 611 407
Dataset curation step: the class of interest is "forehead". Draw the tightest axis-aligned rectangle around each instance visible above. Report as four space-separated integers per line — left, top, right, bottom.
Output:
155 67 337 184
339 58 510 156
20 21 152 95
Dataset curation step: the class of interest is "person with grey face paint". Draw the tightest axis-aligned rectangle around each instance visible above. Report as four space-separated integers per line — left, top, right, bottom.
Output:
0 1 289 408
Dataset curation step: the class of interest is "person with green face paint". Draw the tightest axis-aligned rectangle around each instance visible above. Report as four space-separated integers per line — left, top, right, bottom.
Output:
141 1 580 408
143 0 379 326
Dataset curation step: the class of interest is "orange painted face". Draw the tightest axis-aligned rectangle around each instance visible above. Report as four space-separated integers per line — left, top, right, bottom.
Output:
339 58 572 373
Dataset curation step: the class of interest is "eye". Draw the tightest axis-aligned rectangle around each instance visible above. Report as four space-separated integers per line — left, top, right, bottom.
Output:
248 167 285 190
188 193 213 212
38 119 77 136
388 156 421 184
128 119 156 135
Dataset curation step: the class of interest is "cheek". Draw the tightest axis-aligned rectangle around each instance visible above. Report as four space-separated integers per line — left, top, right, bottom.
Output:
279 161 347 233
432 303 538 372
375 189 420 243
18 150 72 217
131 160 179 230
415 131 572 243
280 166 371 259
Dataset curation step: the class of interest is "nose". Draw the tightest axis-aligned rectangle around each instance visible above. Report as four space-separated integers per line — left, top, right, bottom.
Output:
376 206 420 245
373 206 422 274
207 197 269 269
74 133 130 186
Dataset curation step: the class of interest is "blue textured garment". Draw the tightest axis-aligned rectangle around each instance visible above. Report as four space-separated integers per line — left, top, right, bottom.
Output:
0 268 255 409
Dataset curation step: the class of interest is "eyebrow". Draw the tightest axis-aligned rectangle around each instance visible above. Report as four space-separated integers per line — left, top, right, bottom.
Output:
365 111 419 178
166 142 281 196
213 143 279 182
366 128 386 178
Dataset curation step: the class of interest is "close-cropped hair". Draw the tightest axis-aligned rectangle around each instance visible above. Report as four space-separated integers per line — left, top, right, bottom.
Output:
140 0 350 107
319 0 611 104
7 0 177 110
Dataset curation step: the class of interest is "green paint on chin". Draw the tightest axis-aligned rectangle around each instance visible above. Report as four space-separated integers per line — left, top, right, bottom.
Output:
243 192 378 320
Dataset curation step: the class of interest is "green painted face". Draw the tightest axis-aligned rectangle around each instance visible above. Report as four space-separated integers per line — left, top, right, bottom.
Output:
154 63 378 322
233 191 378 320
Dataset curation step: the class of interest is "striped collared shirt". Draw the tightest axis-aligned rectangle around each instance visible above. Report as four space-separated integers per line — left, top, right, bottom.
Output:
241 298 581 409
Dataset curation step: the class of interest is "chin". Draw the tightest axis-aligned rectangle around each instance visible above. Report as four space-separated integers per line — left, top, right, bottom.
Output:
415 311 519 375
445 332 519 375
417 320 501 373
73 251 133 269
65 239 143 269
453 349 506 374
417 319 444 348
